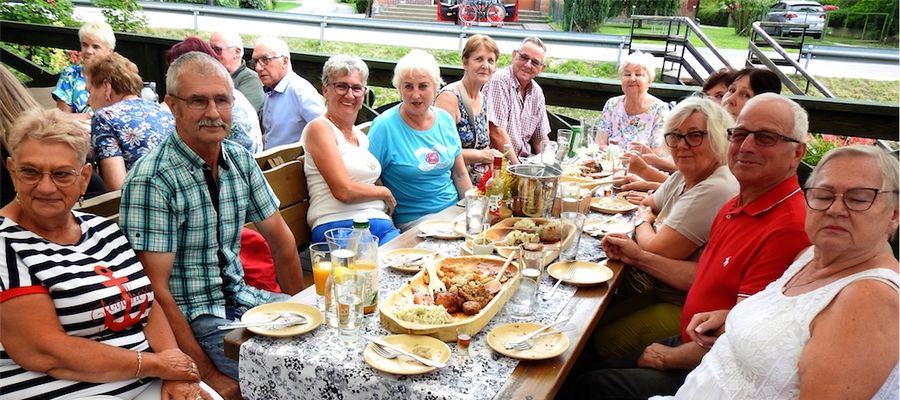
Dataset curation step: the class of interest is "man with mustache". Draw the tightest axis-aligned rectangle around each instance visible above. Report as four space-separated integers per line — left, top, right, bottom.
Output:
120 52 303 400
563 93 812 399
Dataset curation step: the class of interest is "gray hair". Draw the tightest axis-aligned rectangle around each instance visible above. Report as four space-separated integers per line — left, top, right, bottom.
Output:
212 31 244 57
518 36 546 53
744 93 809 143
79 20 116 50
321 54 369 86
663 97 734 165
254 36 290 60
392 49 444 89
808 145 899 204
8 108 92 164
165 52 233 96
619 51 656 84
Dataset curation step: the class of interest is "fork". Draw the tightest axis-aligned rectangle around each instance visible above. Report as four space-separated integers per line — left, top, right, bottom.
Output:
504 318 570 350
424 256 447 296
371 343 400 360
544 262 578 300
216 312 308 330
505 324 576 351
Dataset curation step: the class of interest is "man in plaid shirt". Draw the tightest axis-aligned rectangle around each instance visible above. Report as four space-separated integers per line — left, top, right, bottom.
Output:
120 52 303 400
484 36 552 164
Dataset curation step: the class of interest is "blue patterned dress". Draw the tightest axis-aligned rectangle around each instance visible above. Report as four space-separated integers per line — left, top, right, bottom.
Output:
52 64 91 113
438 87 490 184
91 98 175 170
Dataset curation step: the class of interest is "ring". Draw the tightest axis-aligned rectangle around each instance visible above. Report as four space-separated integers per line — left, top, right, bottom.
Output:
191 362 198 374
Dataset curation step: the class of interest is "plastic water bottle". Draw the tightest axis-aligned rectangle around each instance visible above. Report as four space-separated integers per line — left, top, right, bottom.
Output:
348 218 378 313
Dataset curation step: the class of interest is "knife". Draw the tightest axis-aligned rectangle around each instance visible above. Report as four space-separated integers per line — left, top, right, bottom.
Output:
363 335 447 368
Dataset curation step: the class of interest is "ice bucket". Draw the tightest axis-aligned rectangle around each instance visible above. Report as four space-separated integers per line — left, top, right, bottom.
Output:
508 164 562 218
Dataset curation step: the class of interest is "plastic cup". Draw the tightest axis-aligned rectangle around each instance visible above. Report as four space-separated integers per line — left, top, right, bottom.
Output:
560 212 586 261
465 193 488 235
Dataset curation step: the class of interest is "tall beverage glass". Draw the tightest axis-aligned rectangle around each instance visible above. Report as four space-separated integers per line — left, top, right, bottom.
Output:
507 244 545 319
334 268 365 343
560 212 586 261
309 242 335 326
465 192 488 235
350 233 378 314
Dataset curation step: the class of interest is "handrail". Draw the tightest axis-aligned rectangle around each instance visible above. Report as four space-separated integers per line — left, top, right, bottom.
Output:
630 15 734 71
69 0 628 49
750 21 835 98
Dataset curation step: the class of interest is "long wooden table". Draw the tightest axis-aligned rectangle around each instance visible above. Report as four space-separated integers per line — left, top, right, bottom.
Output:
225 206 624 399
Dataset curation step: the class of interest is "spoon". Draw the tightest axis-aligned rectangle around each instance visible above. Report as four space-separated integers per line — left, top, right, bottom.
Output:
483 250 517 294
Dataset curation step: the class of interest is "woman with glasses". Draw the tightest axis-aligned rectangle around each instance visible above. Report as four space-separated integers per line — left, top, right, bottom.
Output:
656 145 898 399
0 109 219 399
368 50 472 230
595 97 739 358
166 37 263 155
52 21 115 117
84 52 174 191
595 51 670 150
434 34 501 185
301 54 399 244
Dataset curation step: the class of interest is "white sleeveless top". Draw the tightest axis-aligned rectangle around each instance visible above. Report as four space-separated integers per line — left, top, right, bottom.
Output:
655 246 899 400
302 118 389 229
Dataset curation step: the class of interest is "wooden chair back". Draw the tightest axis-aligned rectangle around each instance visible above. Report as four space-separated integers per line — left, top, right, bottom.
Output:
356 121 372 135
249 159 311 249
254 142 303 171
76 190 121 220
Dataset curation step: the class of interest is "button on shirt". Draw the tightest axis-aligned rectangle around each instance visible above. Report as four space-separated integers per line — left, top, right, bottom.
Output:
484 66 550 158
120 133 280 321
262 70 325 149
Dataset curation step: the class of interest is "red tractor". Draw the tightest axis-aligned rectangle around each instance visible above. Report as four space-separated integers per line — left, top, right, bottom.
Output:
438 0 518 27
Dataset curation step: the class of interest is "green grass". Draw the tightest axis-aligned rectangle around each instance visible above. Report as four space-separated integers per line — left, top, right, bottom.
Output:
272 1 301 12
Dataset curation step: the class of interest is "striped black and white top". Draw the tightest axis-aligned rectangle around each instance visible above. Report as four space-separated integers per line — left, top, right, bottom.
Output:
0 212 155 399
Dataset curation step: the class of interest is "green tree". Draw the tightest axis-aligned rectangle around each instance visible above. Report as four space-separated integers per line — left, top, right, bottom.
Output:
719 0 770 36
564 0 612 32
93 0 148 32
0 0 82 76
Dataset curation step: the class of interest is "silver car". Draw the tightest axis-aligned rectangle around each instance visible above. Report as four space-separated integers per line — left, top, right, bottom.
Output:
764 0 826 38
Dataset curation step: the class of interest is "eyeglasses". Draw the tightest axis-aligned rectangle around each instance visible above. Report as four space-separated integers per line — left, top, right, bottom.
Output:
726 128 800 147
169 94 234 111
664 131 707 148
804 187 898 211
211 45 237 55
14 165 84 187
515 51 544 68
249 54 284 69
329 82 367 97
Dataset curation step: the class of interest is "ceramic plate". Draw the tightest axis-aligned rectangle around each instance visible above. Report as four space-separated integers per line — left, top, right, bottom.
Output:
418 220 465 240
547 260 614 286
381 248 439 273
363 334 451 375
583 218 634 237
241 302 322 337
487 323 569 360
590 197 638 214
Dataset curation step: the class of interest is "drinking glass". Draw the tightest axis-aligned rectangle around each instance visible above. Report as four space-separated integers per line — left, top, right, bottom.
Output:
508 244 544 319
351 234 379 314
560 212 586 261
333 268 365 343
310 242 332 298
325 228 356 268
559 182 581 213
465 192 488 235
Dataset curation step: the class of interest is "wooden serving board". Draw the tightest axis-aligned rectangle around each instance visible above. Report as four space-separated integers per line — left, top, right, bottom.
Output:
378 256 520 342
486 217 577 268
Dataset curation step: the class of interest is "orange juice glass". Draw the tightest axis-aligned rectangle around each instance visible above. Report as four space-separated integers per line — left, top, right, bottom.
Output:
309 243 331 297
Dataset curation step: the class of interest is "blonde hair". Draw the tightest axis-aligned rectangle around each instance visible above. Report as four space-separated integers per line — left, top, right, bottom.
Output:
83 52 143 97
462 34 499 61
7 109 92 163
619 51 657 84
663 97 734 165
0 65 42 153
392 49 444 89
79 20 116 50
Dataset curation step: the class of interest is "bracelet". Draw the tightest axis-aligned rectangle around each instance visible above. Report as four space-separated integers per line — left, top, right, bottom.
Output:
135 352 143 377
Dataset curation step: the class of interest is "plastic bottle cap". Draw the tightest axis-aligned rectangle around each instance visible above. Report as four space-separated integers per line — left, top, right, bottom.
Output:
352 217 370 229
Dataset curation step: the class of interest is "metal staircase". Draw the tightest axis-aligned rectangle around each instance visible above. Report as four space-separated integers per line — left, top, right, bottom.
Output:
747 21 834 97
627 15 734 86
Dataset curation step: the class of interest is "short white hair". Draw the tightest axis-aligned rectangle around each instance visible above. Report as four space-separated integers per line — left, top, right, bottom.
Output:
664 96 734 165
213 31 244 57
392 49 444 89
79 20 115 50
619 51 656 84
745 93 808 143
254 36 290 59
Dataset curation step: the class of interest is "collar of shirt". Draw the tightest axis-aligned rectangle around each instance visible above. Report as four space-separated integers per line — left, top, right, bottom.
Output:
231 62 246 80
168 131 233 172
728 175 801 217
270 70 297 95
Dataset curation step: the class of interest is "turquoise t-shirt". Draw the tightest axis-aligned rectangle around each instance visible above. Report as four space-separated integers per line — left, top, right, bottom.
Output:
368 105 462 224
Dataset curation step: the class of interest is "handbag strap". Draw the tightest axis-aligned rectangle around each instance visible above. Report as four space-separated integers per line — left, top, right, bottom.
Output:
455 82 479 129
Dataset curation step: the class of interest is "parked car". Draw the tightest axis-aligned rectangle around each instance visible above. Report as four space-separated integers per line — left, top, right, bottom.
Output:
763 0 826 38
438 0 518 26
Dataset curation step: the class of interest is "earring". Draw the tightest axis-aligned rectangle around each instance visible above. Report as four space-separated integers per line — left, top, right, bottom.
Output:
14 193 21 204
78 195 84 208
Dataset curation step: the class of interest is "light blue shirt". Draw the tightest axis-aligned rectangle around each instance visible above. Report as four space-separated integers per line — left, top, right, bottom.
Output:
368 105 462 224
261 70 325 149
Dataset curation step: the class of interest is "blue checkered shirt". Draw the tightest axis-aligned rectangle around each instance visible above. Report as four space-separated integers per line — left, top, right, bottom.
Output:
120 133 279 322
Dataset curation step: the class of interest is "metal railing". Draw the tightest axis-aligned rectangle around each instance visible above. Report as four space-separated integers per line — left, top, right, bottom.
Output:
71 0 627 59
749 21 835 98
630 15 734 73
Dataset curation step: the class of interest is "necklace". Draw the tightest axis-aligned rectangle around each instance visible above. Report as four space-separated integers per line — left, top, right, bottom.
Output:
325 113 354 142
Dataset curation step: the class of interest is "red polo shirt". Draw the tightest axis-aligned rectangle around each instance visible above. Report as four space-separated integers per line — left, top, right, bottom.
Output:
680 176 811 343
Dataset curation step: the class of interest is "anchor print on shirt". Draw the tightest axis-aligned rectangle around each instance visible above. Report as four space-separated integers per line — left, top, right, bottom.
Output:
94 265 148 331
415 144 452 172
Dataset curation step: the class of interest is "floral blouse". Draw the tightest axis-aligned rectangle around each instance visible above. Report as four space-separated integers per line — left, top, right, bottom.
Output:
52 64 91 113
91 98 174 169
438 87 490 185
598 95 670 149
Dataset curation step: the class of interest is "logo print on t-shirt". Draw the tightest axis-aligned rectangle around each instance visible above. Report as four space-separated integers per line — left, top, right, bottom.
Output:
94 265 148 331
415 144 452 172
